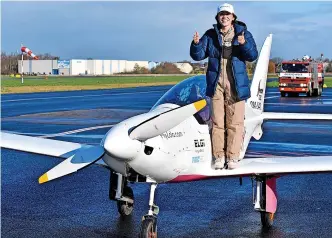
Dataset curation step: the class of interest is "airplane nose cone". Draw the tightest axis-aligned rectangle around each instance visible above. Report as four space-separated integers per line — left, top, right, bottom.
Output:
102 123 142 160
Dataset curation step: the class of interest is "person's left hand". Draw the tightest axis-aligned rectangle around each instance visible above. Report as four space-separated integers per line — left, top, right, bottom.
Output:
238 31 246 45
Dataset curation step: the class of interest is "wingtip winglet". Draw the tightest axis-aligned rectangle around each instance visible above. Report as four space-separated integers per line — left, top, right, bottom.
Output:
194 99 207 111
39 173 49 184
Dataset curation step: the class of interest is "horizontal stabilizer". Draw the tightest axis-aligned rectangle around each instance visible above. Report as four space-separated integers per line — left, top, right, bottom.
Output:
39 146 104 184
263 112 332 120
129 99 206 141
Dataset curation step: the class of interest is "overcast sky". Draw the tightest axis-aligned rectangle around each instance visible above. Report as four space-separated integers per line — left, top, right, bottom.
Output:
2 1 332 62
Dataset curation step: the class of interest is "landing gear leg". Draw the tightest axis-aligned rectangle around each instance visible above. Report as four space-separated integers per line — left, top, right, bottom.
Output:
109 172 134 216
140 183 158 238
253 176 277 229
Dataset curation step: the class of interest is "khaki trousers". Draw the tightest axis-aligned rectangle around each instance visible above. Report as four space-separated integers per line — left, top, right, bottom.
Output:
211 59 245 161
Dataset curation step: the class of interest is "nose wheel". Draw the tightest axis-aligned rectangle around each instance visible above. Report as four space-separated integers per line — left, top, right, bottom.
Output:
140 216 157 238
140 183 159 238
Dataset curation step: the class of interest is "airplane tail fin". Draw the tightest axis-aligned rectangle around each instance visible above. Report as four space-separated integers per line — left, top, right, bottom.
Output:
246 34 273 117
239 34 273 159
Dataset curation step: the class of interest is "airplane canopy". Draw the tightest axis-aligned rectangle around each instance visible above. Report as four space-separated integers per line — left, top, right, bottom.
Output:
152 75 210 124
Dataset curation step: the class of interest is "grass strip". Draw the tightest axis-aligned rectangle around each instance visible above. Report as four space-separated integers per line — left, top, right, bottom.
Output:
1 75 331 94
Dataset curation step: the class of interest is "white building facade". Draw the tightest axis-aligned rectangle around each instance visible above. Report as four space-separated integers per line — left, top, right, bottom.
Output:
174 63 193 74
18 59 192 75
18 59 151 76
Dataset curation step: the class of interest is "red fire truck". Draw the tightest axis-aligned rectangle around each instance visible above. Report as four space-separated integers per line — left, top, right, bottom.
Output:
278 56 324 97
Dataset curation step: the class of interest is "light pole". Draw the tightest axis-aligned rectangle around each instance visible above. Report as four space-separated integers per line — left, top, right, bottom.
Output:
20 44 39 83
21 43 24 84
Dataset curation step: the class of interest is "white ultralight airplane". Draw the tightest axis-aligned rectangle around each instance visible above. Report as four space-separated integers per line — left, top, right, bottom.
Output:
2 34 332 237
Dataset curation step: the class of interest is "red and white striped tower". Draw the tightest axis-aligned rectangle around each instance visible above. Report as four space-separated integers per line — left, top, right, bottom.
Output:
20 44 39 83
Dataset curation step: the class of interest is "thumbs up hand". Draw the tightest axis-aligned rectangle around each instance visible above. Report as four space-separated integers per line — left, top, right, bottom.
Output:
193 31 200 44
238 31 246 45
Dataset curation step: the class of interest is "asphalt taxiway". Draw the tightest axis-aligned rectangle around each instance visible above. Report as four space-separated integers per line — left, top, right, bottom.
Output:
2 86 332 237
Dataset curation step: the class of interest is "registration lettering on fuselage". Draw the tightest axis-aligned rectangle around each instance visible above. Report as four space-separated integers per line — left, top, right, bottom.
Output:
250 101 262 110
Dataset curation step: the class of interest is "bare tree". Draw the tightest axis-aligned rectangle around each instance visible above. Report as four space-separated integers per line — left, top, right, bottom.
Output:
132 64 150 74
326 62 332 72
271 57 283 73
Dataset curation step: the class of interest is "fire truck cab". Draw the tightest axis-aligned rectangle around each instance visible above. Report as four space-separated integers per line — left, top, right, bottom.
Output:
279 56 324 97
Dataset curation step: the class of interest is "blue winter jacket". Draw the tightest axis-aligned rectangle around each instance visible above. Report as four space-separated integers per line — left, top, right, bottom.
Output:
190 21 258 101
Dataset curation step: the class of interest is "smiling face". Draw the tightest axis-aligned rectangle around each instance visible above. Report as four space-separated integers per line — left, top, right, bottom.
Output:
218 11 235 27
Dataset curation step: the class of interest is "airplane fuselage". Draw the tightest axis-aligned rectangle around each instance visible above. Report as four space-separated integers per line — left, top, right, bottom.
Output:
101 104 212 182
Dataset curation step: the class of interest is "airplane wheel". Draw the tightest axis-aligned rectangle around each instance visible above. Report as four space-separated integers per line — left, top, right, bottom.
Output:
140 217 157 238
260 211 274 229
117 186 134 216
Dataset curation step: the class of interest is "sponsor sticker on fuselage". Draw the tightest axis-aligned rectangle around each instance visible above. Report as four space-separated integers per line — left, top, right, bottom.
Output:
192 156 205 163
161 131 183 139
194 139 205 148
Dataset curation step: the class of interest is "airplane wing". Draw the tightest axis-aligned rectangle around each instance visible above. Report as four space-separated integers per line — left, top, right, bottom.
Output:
171 155 332 182
232 155 332 176
1 132 106 183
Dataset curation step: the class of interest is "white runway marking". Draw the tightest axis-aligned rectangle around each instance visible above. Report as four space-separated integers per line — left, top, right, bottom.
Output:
2 90 166 103
265 92 280 94
265 96 279 99
251 141 332 151
40 124 114 138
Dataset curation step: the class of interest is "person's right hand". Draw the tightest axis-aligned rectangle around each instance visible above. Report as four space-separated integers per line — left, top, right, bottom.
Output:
193 31 200 44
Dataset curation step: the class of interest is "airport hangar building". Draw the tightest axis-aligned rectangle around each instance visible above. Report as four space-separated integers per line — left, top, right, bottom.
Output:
18 59 158 76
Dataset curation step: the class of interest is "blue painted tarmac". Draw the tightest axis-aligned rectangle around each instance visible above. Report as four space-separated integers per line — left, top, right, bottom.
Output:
2 86 332 237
